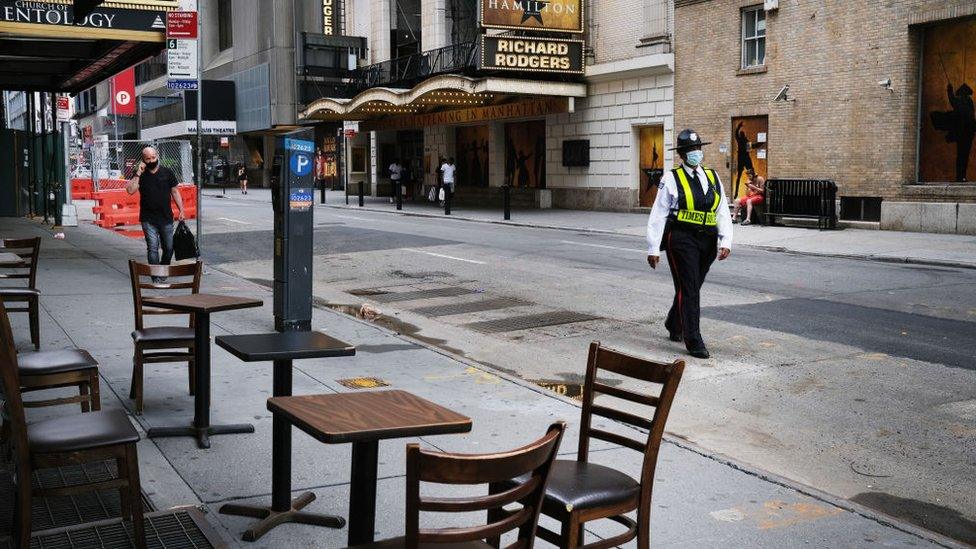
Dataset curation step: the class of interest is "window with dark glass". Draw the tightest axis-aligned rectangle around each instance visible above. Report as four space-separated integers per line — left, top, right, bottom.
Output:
741 6 766 68
218 0 233 51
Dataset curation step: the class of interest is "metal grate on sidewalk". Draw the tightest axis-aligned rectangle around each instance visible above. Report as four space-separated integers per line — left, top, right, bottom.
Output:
369 286 476 303
411 297 530 317
462 311 602 333
0 509 222 549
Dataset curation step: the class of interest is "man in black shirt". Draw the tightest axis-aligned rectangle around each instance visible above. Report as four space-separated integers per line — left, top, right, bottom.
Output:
126 146 185 272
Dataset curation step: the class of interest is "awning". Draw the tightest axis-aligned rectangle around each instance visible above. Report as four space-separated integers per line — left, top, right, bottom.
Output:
0 0 172 93
300 74 587 123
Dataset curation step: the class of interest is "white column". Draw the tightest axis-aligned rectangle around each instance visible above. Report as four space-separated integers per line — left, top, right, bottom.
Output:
371 0 392 63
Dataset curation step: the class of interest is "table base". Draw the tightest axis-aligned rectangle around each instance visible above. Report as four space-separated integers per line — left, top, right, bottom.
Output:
147 422 255 449
219 492 345 542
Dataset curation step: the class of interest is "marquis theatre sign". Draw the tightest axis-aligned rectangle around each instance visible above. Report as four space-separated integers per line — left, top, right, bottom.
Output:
0 0 169 35
480 0 583 33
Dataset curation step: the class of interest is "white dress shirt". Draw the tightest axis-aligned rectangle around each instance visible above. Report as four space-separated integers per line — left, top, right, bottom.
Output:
646 164 734 255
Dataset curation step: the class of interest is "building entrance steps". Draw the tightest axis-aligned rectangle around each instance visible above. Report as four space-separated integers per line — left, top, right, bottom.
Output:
0 216 964 548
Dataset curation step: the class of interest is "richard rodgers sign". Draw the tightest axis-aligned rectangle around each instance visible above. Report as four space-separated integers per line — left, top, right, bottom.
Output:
480 36 584 74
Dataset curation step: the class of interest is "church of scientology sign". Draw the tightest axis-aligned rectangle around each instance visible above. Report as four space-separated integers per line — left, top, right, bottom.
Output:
0 0 171 35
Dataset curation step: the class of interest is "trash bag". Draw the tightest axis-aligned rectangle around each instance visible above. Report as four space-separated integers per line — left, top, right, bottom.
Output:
173 220 199 260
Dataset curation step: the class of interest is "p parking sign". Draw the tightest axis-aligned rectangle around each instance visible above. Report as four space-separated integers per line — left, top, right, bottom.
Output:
290 152 312 177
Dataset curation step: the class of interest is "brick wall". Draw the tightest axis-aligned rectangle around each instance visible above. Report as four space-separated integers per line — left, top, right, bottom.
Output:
674 0 976 202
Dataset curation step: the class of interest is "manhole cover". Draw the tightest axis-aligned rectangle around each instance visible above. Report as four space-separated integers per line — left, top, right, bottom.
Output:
337 377 390 389
462 311 601 333
348 288 390 297
370 287 475 303
412 297 529 317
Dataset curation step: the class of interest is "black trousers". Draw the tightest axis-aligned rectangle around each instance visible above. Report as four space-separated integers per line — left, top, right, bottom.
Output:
663 226 718 348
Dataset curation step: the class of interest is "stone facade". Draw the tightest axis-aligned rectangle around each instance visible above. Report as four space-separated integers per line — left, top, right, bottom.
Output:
674 0 976 233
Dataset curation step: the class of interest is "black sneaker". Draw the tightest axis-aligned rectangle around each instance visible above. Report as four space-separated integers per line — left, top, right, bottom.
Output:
687 345 710 359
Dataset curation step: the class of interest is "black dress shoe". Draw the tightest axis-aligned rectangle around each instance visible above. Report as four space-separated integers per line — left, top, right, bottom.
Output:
687 346 710 359
668 332 682 342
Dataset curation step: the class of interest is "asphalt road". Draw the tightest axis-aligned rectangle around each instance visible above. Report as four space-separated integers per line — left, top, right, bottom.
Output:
197 192 976 544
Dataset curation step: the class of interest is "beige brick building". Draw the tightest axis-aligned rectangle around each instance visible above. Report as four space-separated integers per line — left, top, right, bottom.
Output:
674 0 976 234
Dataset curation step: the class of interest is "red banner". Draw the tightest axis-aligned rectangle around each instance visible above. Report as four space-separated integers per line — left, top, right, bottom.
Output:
111 68 136 115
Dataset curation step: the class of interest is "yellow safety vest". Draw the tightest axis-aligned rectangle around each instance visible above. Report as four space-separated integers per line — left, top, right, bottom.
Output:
672 167 721 227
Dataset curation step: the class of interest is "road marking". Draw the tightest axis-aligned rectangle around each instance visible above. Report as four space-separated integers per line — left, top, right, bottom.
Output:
402 248 486 265
217 217 251 225
331 214 373 221
560 240 646 254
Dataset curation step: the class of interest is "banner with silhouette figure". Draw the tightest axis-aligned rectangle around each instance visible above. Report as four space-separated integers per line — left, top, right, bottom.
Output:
456 125 489 187
504 120 546 188
730 116 768 200
639 126 664 207
921 18 976 183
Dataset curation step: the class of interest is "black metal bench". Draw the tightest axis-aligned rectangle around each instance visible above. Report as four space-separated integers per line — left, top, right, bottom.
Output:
764 179 838 230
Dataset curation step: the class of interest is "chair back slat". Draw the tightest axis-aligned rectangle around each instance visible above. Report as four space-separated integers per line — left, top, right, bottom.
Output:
0 237 40 289
590 404 653 431
0 301 30 469
589 428 646 453
128 260 202 330
404 422 565 548
577 341 684 513
592 382 660 407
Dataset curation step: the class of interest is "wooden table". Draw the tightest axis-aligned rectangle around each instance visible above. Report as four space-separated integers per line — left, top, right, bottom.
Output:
142 293 263 448
267 390 472 545
214 331 356 541
0 252 25 268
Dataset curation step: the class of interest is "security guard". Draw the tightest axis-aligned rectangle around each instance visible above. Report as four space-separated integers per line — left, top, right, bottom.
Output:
646 129 733 358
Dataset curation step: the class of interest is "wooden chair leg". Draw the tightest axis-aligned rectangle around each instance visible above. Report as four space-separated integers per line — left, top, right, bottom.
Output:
636 506 650 549
89 369 101 411
28 297 39 351
560 515 581 549
124 444 147 549
14 470 32 549
131 349 144 415
79 382 91 413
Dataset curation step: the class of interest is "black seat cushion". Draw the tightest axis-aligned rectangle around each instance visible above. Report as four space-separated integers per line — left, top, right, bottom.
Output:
0 287 40 297
506 460 639 517
348 536 492 549
29 410 139 454
131 326 194 343
18 348 98 376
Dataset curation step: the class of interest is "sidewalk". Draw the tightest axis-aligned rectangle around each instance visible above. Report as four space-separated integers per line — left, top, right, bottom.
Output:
1 215 965 548
225 188 976 270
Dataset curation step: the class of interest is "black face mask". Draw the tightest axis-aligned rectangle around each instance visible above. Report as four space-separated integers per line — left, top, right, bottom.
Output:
145 160 159 171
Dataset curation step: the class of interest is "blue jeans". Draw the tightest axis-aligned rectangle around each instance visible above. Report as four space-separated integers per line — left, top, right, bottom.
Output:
142 222 174 265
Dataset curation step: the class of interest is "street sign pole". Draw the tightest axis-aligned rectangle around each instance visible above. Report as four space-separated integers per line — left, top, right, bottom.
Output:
194 12 203 249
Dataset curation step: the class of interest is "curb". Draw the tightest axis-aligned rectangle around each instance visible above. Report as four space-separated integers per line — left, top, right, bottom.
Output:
320 203 976 271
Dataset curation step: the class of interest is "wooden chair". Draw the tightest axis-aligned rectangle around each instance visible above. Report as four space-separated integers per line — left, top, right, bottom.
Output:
352 422 566 549
492 342 684 549
0 301 145 549
0 237 41 350
128 260 201 415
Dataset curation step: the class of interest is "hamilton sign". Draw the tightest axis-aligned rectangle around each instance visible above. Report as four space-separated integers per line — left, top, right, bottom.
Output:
480 0 583 33
0 0 168 34
480 36 583 74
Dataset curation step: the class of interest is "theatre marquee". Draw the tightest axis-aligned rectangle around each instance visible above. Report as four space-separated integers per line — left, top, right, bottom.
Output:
480 0 583 33
480 36 584 74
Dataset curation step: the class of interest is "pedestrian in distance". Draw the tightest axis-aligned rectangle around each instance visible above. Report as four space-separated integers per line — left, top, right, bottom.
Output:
439 157 456 205
646 129 733 359
126 146 186 282
732 169 765 225
388 158 403 203
237 162 248 195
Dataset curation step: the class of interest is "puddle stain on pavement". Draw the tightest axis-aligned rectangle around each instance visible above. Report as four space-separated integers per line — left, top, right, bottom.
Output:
709 500 843 530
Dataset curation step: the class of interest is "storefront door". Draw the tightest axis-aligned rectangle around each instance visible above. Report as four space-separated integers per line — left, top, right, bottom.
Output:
730 116 768 200
638 125 665 207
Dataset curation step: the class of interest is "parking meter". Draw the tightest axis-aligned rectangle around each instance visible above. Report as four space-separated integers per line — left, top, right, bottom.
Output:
271 130 315 332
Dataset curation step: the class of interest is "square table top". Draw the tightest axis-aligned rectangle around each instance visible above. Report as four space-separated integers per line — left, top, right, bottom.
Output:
268 390 472 444
0 252 25 267
216 331 356 362
143 293 263 314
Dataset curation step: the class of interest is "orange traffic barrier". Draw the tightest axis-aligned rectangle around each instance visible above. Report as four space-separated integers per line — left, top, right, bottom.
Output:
71 179 94 200
92 184 197 228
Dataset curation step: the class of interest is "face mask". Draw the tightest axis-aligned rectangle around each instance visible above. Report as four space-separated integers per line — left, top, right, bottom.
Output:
685 150 703 167
145 160 159 171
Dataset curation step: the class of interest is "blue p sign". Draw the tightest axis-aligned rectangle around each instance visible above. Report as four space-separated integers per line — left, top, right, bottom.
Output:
290 152 312 177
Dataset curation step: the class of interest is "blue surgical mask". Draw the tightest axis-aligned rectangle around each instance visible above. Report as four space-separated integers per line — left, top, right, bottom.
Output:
685 150 703 167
